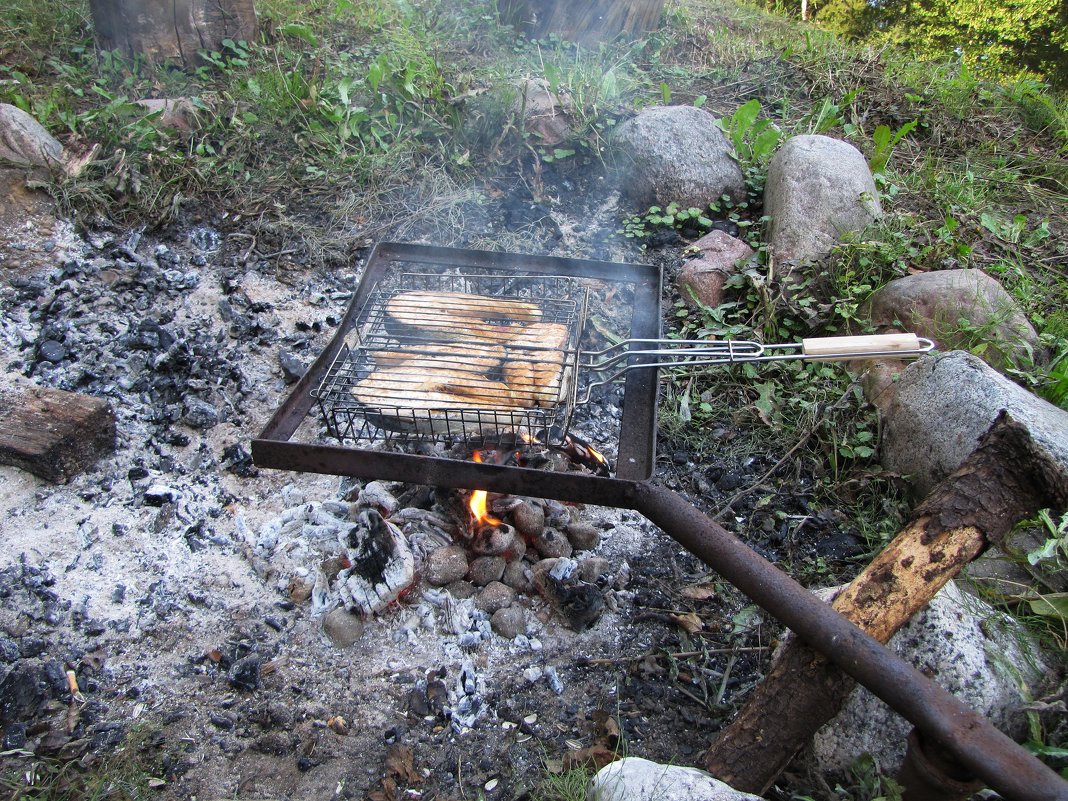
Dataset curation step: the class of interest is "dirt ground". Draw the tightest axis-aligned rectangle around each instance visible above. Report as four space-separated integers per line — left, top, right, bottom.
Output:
0 156 825 801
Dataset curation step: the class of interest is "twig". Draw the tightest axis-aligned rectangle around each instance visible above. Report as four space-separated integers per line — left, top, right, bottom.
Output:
715 654 737 706
576 646 768 666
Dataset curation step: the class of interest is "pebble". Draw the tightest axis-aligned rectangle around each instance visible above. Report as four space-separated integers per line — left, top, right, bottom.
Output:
565 521 601 551
475 581 515 614
491 605 526 639
323 607 364 648
425 546 469 586
502 560 531 592
38 339 67 363
530 528 573 559
511 502 545 538
182 397 219 429
578 557 610 584
278 349 305 383
468 556 506 586
445 580 477 600
228 654 262 692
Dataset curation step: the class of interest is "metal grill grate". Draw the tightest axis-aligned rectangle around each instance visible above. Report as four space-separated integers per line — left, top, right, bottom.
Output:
311 272 588 447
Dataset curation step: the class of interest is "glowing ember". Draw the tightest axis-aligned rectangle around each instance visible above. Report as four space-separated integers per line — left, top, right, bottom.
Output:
469 452 502 527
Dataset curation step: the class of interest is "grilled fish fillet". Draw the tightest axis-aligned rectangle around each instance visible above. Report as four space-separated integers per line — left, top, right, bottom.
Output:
390 291 543 323
504 323 569 406
370 344 506 372
352 366 526 410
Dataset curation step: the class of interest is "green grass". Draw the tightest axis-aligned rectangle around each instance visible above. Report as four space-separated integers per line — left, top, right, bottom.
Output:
0 728 164 801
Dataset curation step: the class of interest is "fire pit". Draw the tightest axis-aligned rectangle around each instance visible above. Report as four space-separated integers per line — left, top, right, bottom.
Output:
252 242 1065 801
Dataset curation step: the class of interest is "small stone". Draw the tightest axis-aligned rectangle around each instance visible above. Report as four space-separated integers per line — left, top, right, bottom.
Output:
491 606 526 639
468 556 507 586
288 577 313 603
512 501 545 538
228 654 262 692
38 340 67 363
323 606 364 648
327 715 349 735
565 521 601 551
182 397 219 429
445 580 477 600
144 485 181 506
530 528 573 559
502 560 531 592
475 581 516 614
210 712 235 730
0 636 19 663
425 546 469 586
278 349 305 384
578 557 610 584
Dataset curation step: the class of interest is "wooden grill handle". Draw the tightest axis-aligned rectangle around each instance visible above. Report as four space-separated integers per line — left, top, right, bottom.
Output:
802 333 922 361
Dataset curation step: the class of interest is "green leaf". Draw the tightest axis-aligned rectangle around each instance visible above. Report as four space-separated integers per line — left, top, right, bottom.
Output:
753 381 777 424
1026 593 1068 620
281 23 318 46
732 99 761 134
660 82 671 104
694 94 707 108
751 126 781 162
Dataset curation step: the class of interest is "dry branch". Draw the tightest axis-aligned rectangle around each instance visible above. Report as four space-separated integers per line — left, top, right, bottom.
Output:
704 412 1068 794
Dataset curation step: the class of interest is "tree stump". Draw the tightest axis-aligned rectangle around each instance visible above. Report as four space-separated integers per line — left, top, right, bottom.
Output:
498 0 666 45
89 0 257 66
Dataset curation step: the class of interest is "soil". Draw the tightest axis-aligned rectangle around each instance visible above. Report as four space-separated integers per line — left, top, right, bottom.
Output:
0 155 873 801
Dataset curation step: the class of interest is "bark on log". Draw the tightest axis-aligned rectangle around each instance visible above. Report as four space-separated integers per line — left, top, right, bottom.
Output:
704 412 1068 794
498 0 665 45
90 0 257 66
0 382 116 483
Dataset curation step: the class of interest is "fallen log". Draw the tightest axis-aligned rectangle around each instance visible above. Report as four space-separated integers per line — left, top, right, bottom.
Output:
0 380 116 483
703 411 1068 794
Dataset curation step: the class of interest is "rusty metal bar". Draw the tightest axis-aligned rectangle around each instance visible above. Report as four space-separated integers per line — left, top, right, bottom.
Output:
252 241 1068 799
249 437 1068 799
630 482 1068 801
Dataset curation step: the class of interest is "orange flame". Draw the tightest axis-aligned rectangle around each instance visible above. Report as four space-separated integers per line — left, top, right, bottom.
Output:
586 443 609 467
469 452 501 527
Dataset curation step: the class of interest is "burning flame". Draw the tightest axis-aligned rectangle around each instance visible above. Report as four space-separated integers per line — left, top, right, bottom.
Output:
586 443 609 468
469 452 501 527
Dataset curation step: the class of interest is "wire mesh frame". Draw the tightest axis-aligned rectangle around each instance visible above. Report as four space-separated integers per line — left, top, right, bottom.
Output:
312 271 588 448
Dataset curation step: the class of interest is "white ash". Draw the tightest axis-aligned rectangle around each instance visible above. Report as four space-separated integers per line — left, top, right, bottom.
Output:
335 511 416 616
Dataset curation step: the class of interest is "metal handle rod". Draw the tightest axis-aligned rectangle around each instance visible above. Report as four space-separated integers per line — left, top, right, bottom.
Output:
577 336 936 404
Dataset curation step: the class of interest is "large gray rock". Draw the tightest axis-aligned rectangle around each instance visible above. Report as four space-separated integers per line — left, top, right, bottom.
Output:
812 581 1046 778
764 135 880 266
613 106 745 210
587 757 763 801
866 269 1038 371
881 350 1068 496
0 104 62 168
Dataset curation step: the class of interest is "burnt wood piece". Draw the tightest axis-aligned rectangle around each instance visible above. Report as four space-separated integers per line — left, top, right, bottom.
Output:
703 412 1068 795
498 0 666 45
89 0 257 67
0 383 116 483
